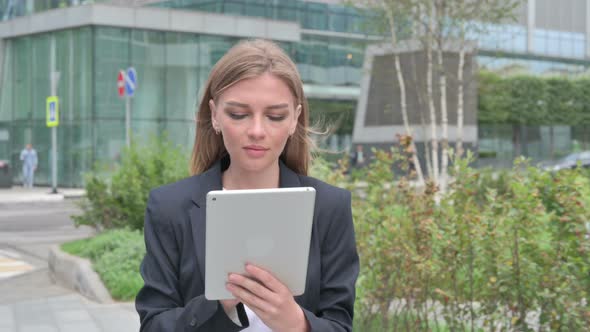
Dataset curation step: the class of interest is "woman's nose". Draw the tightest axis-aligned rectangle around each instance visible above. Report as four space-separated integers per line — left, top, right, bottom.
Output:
247 117 266 140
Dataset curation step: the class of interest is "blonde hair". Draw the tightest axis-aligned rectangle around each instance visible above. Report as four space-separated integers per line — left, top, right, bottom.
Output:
190 39 313 175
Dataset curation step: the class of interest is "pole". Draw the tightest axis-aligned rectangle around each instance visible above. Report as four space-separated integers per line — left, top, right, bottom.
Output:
50 35 59 194
126 95 131 147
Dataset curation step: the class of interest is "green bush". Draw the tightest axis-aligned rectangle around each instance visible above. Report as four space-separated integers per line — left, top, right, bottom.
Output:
315 149 590 331
478 71 590 127
477 151 497 159
61 229 145 301
72 136 189 231
94 239 146 301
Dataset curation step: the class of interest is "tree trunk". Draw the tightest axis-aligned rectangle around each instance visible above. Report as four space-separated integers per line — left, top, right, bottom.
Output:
437 35 449 193
456 45 465 158
426 2 439 184
422 113 433 179
412 47 432 180
383 2 425 186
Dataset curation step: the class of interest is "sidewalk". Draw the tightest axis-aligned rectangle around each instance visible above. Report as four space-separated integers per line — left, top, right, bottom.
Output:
0 256 139 332
0 187 85 205
0 291 139 332
0 188 140 331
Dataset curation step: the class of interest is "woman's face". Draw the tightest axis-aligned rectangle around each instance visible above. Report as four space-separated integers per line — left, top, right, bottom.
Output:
210 72 301 173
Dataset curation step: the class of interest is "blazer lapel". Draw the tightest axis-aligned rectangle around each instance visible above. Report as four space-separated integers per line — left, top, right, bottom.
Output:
190 161 223 283
278 159 302 188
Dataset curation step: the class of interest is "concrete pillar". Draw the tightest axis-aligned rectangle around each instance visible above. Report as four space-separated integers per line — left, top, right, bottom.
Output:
0 39 4 94
26 0 33 15
586 0 590 58
527 0 536 53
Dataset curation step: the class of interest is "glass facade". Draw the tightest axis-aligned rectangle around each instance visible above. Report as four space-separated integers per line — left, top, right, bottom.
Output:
0 0 110 22
470 23 528 53
2 0 590 184
295 35 364 86
478 55 588 75
1 28 94 187
0 27 244 186
533 29 586 58
0 18 366 186
153 0 375 35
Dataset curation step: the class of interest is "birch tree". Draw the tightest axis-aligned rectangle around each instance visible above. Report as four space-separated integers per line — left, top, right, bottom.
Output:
381 1 426 186
447 0 522 161
350 0 522 192
353 0 426 185
435 0 449 191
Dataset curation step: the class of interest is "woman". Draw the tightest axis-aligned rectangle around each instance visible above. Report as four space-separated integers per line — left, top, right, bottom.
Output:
135 39 359 332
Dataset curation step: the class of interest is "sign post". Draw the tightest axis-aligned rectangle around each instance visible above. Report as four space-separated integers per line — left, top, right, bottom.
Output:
122 67 136 147
49 36 60 194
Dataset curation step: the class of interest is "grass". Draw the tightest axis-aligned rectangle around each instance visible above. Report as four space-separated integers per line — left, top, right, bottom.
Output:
61 228 145 301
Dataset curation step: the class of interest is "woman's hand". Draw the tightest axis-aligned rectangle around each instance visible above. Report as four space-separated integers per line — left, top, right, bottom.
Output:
219 298 239 316
226 264 310 332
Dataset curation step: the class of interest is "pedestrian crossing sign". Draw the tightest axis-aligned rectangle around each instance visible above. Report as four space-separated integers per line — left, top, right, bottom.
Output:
46 96 59 127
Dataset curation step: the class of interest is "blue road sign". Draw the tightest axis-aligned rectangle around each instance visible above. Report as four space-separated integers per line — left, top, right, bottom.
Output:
46 96 59 127
49 103 56 122
125 67 137 97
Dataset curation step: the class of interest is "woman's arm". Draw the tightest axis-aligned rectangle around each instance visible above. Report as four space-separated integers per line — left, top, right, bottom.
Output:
303 190 359 332
135 191 247 332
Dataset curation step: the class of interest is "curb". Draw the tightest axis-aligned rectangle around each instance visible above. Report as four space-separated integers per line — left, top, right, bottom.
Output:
48 245 114 304
0 192 85 205
0 195 64 205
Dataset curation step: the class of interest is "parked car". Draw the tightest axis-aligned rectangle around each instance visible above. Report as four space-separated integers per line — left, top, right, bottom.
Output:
539 151 590 172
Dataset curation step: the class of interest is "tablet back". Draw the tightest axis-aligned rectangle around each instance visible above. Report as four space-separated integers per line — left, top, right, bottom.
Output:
205 187 316 300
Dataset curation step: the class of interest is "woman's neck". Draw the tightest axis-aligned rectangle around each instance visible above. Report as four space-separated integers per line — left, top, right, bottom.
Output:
222 162 280 190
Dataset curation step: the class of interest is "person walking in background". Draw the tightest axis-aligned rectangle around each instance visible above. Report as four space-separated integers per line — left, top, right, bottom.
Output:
20 144 37 188
350 144 365 168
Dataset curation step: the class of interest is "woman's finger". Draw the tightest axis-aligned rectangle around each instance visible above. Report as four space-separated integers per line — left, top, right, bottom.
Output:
244 264 288 294
228 273 276 301
226 283 272 313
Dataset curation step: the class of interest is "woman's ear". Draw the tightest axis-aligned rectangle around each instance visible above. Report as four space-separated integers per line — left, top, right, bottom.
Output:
291 104 302 135
210 99 219 130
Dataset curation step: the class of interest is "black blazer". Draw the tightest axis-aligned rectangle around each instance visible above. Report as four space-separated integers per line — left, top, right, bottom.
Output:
135 158 359 331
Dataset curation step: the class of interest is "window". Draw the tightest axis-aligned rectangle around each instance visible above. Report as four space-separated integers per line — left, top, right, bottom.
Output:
304 2 328 30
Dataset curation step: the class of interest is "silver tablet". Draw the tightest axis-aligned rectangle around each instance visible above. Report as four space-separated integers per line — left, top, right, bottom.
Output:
205 187 316 300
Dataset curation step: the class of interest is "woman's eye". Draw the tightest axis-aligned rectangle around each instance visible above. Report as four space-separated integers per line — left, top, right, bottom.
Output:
268 115 286 122
228 113 247 120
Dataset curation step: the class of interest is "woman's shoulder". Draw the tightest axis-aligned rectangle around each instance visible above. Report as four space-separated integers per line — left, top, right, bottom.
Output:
147 174 207 217
151 175 194 197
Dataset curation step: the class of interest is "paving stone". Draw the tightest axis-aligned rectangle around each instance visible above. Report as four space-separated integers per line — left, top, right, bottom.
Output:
47 298 86 311
54 309 92 323
58 322 101 332
89 308 139 332
0 305 14 327
17 325 58 332
14 307 54 326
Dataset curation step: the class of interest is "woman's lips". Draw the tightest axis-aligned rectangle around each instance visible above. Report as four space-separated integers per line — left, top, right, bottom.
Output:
243 146 268 158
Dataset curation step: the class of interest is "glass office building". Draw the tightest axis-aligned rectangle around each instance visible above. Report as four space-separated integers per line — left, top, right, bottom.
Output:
0 0 367 186
1 0 590 186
